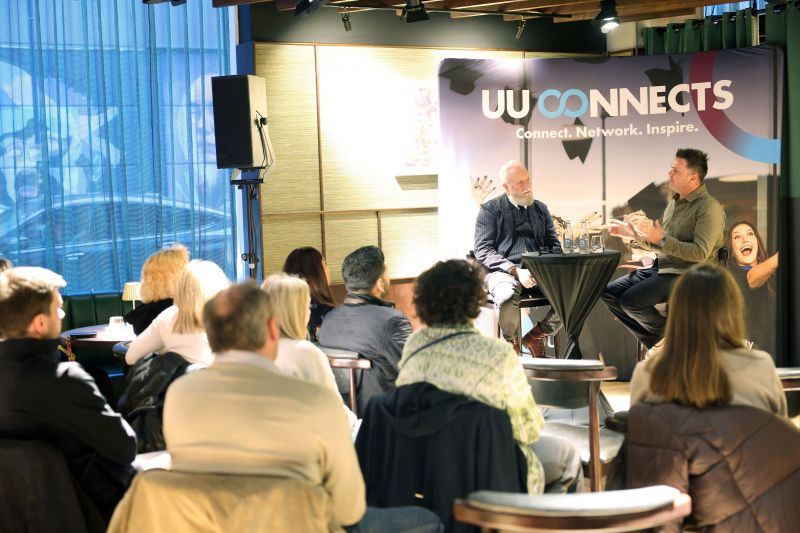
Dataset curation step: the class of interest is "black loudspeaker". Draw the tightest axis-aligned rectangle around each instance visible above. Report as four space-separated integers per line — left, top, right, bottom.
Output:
211 75 268 169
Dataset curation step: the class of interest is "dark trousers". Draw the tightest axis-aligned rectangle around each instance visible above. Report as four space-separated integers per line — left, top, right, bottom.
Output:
601 267 678 349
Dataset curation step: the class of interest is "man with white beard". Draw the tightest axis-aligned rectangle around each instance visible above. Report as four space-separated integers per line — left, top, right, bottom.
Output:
473 160 562 356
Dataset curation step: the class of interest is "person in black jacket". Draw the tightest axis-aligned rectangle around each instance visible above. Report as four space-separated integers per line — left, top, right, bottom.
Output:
0 266 137 522
318 246 412 414
124 244 189 335
474 160 562 356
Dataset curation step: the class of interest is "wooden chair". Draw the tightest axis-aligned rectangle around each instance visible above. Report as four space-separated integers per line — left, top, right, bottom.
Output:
453 485 691 532
315 344 372 417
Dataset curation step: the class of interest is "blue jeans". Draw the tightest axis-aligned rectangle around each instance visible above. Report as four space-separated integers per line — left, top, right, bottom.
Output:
345 506 443 533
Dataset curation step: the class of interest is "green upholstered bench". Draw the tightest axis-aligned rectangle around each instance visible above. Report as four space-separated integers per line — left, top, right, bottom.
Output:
61 292 134 404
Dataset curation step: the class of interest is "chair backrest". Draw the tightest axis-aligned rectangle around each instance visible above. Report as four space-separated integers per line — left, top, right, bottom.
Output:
0 438 105 533
453 486 691 532
355 382 527 532
627 402 800 532
107 469 336 533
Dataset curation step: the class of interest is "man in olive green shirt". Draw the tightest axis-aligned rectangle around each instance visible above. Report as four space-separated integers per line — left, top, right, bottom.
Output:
602 148 725 348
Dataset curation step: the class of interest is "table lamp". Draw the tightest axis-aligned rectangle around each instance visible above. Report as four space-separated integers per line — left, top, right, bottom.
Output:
122 282 142 309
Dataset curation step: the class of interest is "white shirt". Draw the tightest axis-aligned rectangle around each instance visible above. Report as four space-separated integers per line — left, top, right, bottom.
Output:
275 338 360 434
125 306 213 366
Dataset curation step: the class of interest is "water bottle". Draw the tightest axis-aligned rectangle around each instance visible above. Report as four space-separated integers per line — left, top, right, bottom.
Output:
562 221 574 253
578 222 590 254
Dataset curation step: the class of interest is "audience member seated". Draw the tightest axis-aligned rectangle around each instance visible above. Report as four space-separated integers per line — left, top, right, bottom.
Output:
319 245 413 414
396 259 582 495
0 267 137 522
627 403 800 531
163 281 441 532
262 273 358 431
123 244 189 335
125 260 229 367
630 263 786 416
283 246 337 342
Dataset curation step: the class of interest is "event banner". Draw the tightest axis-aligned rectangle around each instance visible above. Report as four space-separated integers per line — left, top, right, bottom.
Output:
438 46 783 360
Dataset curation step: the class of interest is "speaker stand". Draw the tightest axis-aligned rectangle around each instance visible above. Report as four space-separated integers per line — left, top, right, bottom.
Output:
232 169 264 281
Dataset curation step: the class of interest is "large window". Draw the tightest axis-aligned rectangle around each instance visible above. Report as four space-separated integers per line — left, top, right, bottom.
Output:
0 0 235 293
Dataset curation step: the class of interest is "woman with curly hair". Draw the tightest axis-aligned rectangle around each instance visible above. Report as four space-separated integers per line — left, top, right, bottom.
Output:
396 259 581 494
124 244 190 335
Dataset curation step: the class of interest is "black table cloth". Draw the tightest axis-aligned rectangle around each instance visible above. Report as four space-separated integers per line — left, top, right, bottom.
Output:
522 250 620 359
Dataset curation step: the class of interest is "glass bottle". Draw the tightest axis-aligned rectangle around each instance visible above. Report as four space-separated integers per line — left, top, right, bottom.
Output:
578 222 590 254
562 221 574 254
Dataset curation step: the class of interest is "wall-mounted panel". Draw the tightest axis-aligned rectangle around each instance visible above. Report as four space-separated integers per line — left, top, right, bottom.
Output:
324 213 380 284
262 215 323 276
380 210 439 280
254 43 320 214
317 47 523 212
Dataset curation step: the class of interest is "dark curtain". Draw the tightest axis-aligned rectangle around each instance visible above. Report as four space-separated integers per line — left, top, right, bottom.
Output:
643 9 756 55
766 2 800 366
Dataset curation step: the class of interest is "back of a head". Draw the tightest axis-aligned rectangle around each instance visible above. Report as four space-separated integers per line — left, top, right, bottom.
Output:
261 273 310 341
203 281 274 353
414 259 485 327
173 260 230 335
140 244 190 303
650 264 742 407
0 258 11 273
341 245 385 293
675 148 709 182
0 267 66 339
282 246 335 307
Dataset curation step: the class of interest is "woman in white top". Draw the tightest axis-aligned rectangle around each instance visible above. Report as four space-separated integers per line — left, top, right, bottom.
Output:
630 263 786 416
126 260 230 366
262 273 358 429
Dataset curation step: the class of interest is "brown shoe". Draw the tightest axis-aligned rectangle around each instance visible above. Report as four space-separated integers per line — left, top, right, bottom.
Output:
522 324 547 357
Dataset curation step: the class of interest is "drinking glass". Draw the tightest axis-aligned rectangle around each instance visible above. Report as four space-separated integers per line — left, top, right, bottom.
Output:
590 234 603 253
108 316 124 334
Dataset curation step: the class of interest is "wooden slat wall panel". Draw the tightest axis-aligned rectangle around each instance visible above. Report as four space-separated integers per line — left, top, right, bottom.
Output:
254 44 321 214
262 215 323 276
324 213 380 284
316 47 523 212
380 210 439 279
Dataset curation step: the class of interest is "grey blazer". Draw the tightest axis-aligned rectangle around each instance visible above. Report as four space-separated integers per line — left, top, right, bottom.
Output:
473 195 560 273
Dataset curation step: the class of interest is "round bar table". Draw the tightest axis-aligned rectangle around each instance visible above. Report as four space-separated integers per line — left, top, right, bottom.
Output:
522 250 620 359
60 325 134 350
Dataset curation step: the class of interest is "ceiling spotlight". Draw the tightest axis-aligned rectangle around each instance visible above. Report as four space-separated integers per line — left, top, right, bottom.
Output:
295 0 329 17
596 0 620 34
515 19 526 40
342 10 352 31
403 0 429 23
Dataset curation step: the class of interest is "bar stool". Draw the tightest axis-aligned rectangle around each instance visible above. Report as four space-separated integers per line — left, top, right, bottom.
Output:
521 357 619 491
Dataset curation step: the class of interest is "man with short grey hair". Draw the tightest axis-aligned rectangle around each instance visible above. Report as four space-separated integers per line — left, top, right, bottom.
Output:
318 245 412 413
0 266 137 522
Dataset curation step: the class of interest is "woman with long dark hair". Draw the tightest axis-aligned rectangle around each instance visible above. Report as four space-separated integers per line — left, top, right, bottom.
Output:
282 247 337 342
630 263 785 415
726 220 778 356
